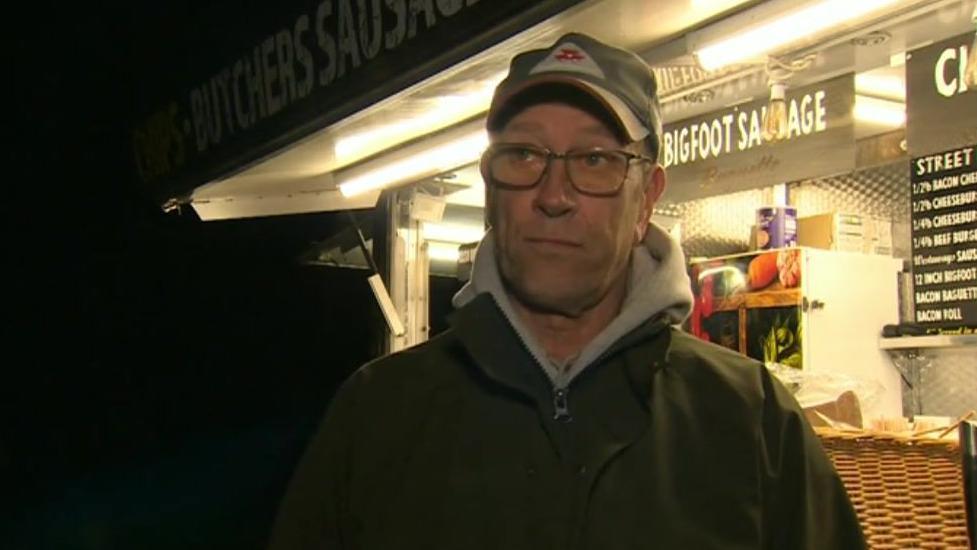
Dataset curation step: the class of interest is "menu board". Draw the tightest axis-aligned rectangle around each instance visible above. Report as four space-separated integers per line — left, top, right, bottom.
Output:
910 144 977 329
906 32 977 157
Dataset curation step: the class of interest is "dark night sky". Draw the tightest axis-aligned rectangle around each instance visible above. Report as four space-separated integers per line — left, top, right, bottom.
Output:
5 4 441 548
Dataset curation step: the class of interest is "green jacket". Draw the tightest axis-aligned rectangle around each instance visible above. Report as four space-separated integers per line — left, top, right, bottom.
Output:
268 292 866 549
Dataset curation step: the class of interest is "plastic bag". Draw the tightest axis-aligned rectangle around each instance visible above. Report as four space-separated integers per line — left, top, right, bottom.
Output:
765 362 884 414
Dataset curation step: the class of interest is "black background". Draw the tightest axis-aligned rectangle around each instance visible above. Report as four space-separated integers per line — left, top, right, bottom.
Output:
5 3 461 548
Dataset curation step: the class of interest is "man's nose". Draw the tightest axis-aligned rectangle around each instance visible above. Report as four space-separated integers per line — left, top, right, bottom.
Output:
533 158 576 217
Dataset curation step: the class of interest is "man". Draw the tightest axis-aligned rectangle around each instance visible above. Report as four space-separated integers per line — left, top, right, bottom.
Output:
268 33 866 549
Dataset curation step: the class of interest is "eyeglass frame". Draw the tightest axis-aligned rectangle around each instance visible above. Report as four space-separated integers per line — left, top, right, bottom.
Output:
479 142 656 197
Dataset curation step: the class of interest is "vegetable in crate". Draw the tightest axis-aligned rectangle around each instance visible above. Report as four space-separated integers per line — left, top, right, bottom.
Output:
747 252 779 290
776 249 801 288
761 310 802 369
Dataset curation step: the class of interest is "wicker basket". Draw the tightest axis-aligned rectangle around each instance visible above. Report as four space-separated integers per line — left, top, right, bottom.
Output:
816 427 972 550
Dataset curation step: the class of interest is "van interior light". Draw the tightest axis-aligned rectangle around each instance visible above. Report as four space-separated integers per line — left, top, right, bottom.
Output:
691 0 745 9
693 0 902 71
338 131 488 197
762 82 789 143
334 72 504 163
427 241 462 262
422 222 485 244
854 95 905 127
759 55 816 145
889 52 907 67
854 73 906 101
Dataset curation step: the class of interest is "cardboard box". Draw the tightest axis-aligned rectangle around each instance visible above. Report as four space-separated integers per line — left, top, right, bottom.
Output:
797 213 892 255
862 216 893 256
797 212 863 252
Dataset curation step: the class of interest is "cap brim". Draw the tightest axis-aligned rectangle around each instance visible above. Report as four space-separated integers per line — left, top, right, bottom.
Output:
487 74 650 142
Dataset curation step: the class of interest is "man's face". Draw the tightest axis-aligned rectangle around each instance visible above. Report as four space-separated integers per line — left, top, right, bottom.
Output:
486 101 664 317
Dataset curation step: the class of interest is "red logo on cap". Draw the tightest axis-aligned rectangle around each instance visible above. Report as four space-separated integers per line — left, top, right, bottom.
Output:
554 48 585 62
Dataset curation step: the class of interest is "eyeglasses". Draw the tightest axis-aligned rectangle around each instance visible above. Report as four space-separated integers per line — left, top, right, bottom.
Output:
480 143 653 196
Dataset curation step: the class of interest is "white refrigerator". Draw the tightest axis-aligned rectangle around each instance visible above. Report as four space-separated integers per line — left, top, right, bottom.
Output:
689 247 904 425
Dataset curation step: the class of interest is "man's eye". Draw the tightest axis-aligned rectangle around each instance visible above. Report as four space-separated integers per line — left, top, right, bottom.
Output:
581 152 610 166
505 147 541 163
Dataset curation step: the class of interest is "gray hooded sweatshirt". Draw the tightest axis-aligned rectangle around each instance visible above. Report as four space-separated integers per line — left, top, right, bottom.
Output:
452 222 694 392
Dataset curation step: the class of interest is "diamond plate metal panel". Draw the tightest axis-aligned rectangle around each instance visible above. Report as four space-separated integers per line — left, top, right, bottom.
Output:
665 162 912 260
790 163 909 219
659 187 773 259
789 162 912 259
918 349 977 417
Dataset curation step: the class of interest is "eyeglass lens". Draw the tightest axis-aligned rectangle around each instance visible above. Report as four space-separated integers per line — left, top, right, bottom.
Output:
487 145 631 194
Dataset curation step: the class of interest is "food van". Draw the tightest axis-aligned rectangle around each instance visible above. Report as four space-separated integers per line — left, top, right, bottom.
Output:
131 2 977 542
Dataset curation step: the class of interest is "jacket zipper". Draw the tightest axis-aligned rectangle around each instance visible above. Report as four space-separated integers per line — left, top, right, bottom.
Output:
493 298 574 422
552 387 572 422
547 316 669 423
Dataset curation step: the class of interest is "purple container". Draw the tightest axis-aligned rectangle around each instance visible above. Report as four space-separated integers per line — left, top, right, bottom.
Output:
756 206 797 250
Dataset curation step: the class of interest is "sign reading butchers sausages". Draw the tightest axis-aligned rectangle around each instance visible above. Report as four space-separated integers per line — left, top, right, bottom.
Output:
130 0 582 203
910 144 977 328
660 74 854 204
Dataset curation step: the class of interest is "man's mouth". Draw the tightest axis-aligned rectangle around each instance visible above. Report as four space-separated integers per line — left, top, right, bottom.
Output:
525 237 582 248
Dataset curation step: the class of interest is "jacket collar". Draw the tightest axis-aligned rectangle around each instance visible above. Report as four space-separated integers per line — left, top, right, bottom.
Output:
448 293 673 409
448 293 552 405
451 224 693 389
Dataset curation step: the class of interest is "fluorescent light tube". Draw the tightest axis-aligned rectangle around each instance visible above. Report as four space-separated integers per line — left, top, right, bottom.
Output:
855 73 906 101
336 94 489 160
422 222 485 244
427 242 461 262
854 95 905 126
334 72 504 163
694 0 903 71
338 130 488 198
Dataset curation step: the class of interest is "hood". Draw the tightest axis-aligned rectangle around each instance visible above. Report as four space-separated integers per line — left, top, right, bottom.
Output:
452 223 694 388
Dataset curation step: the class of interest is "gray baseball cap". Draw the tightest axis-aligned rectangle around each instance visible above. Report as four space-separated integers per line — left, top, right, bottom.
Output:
487 32 662 157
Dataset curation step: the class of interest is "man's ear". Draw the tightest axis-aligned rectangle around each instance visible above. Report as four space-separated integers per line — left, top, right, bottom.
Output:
484 180 497 230
634 164 666 243
481 154 495 229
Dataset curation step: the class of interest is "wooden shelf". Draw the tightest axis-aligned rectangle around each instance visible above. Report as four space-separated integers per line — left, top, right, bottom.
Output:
713 289 802 312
